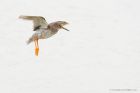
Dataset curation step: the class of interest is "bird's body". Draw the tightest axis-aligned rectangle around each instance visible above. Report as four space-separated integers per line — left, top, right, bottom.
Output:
19 15 69 56
27 28 58 44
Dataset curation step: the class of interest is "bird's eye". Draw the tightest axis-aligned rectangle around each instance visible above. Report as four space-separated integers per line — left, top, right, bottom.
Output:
59 24 62 28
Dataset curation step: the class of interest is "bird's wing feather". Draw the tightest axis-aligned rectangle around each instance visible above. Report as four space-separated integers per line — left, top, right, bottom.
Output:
19 15 48 31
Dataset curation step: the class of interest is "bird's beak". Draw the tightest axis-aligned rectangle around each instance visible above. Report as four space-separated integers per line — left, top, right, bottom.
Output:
62 26 69 31
60 22 69 31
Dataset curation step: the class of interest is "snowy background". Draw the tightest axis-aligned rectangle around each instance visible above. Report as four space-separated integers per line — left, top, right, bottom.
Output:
0 0 140 93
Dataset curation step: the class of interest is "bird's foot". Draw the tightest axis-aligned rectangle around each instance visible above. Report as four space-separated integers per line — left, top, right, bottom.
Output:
35 48 39 56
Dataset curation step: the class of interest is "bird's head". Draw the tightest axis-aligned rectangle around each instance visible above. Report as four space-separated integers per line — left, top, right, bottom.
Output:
49 21 69 31
58 21 69 31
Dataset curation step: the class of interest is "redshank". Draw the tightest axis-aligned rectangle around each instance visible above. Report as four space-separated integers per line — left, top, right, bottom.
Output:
19 15 69 56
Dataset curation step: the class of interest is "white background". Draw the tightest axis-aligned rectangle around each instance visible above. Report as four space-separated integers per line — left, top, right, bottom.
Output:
0 0 140 93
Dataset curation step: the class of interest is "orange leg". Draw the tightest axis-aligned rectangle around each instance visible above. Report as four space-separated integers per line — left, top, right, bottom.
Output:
34 39 39 56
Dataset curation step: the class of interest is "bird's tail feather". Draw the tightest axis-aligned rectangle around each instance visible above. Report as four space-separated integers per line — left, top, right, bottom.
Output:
26 37 33 44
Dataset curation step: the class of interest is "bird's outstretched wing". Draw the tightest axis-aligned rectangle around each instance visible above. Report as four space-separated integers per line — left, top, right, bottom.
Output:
19 15 48 31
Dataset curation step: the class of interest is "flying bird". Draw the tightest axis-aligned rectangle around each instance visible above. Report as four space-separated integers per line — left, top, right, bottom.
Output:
19 15 69 56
